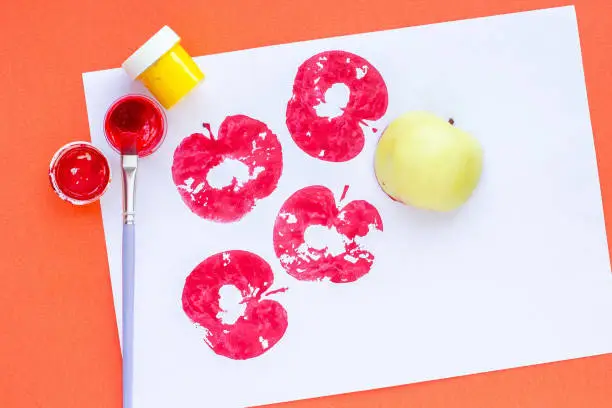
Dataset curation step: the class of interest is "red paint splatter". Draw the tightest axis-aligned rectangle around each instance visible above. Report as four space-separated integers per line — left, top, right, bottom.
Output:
273 185 383 283
340 185 350 202
104 94 167 157
265 287 289 296
384 192 401 202
172 115 283 223
49 142 110 204
182 250 288 360
286 51 388 162
372 128 378 133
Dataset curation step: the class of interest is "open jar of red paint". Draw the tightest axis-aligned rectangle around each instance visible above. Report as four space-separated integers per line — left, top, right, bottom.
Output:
104 94 167 157
49 142 111 205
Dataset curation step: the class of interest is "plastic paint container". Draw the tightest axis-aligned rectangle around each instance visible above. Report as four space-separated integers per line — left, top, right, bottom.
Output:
122 26 204 109
49 142 111 205
104 94 167 157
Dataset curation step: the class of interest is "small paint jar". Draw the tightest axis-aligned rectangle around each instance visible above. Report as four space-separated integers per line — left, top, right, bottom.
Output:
49 142 111 205
104 94 167 157
122 26 204 110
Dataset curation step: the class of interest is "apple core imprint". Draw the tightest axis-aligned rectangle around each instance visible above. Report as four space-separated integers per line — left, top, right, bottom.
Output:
171 116 283 223
286 50 388 162
182 250 288 360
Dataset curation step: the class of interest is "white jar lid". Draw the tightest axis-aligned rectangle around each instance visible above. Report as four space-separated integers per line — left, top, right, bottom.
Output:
122 26 181 80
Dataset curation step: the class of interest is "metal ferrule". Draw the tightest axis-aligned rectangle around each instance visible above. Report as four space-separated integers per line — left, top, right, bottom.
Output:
121 155 138 225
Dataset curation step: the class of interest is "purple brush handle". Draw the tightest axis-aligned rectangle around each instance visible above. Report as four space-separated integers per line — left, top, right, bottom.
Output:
122 223 135 408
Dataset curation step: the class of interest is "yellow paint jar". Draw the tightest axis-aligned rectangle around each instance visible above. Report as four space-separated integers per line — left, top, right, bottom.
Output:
122 26 204 109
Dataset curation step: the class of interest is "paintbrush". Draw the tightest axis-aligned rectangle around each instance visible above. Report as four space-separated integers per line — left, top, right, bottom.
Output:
121 132 138 408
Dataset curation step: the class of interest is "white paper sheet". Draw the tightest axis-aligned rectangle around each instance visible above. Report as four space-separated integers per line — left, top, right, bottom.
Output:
82 6 612 407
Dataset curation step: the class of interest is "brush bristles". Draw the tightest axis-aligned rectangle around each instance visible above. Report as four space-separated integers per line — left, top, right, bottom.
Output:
120 133 138 155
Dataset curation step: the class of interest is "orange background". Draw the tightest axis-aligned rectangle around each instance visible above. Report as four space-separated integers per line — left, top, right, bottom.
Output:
1 0 612 407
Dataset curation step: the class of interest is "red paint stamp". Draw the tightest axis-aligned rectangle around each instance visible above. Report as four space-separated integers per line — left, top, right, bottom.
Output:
273 185 383 283
286 51 388 162
172 115 283 223
182 250 289 360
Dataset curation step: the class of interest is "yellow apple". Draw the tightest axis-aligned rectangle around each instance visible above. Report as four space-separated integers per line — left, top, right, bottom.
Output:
374 111 483 211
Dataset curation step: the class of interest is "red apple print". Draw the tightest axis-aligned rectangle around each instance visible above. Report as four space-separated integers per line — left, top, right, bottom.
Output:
172 115 283 223
273 185 383 283
286 50 388 162
182 250 289 360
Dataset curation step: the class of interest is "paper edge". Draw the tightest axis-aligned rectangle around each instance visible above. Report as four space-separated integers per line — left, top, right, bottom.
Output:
81 6 576 77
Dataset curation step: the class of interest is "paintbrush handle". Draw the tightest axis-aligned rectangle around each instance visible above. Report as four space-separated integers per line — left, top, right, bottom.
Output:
122 223 135 408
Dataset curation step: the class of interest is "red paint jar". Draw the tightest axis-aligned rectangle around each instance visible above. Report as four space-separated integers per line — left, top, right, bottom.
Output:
49 142 111 205
104 94 167 157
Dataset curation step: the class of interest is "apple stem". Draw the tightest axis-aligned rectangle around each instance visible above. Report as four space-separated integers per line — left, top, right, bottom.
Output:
448 118 455 126
340 185 350 202
264 287 288 298
202 123 214 139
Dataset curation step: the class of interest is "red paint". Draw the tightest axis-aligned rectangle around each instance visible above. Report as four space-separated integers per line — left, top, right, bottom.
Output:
172 115 283 223
385 192 401 202
286 51 388 162
340 184 350 202
273 185 383 283
104 94 167 157
182 250 288 360
265 287 288 296
49 142 111 204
